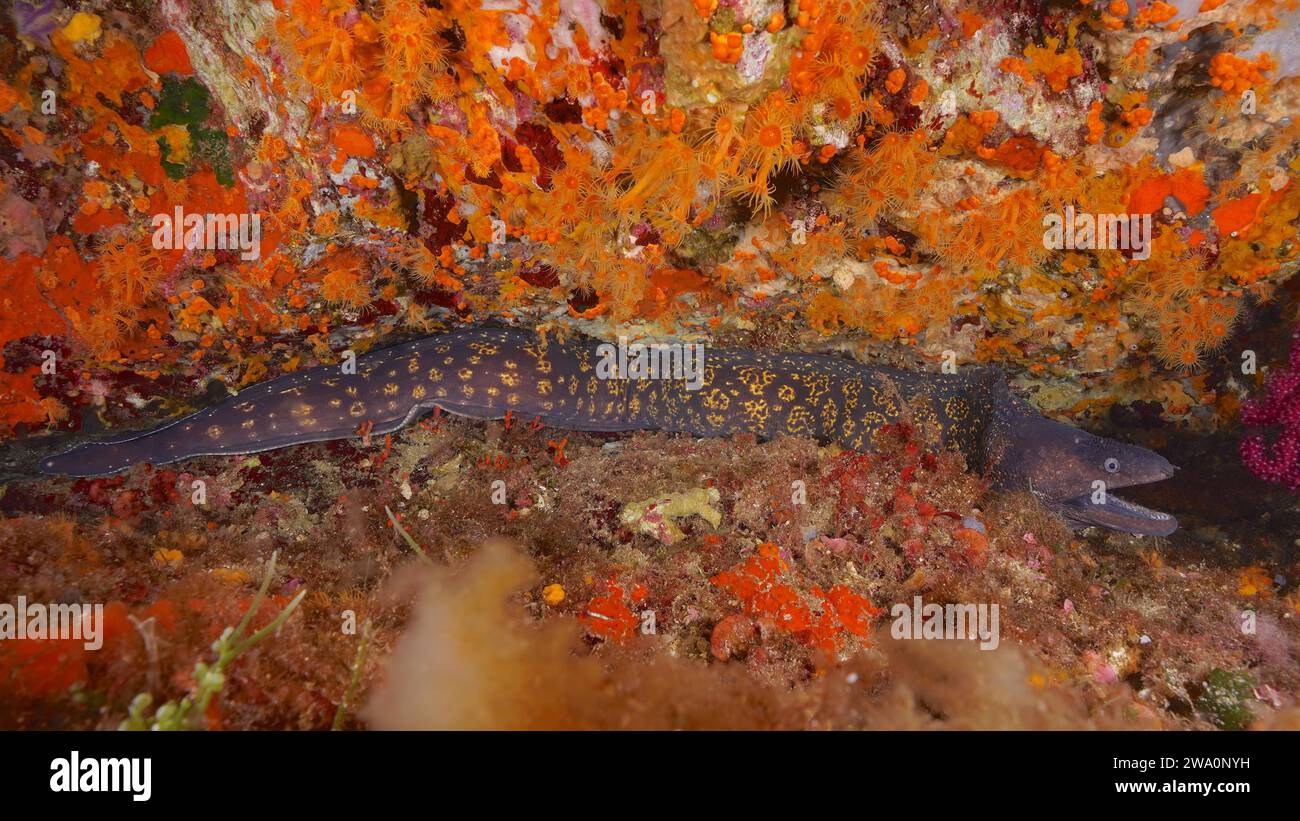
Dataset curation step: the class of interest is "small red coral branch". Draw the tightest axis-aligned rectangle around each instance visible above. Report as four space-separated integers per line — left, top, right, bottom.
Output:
1240 327 1300 490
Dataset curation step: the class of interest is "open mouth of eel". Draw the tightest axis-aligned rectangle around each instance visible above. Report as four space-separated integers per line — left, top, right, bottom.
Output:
1055 463 1179 537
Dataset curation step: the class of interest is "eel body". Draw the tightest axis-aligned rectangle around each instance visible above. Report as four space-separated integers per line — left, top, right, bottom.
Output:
38 326 1178 536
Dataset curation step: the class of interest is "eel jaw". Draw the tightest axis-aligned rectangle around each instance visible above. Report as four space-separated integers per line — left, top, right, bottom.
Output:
1055 489 1178 537
1045 449 1179 537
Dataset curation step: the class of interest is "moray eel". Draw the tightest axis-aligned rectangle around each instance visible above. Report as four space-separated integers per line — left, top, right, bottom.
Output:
38 326 1178 536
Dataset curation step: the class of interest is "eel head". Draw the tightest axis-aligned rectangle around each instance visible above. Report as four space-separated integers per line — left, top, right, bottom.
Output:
990 407 1179 537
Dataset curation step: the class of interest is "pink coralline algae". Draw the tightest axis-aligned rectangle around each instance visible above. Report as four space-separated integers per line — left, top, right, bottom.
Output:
1240 328 1300 490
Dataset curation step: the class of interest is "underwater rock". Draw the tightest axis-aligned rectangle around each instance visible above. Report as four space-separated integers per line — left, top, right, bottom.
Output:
620 486 723 545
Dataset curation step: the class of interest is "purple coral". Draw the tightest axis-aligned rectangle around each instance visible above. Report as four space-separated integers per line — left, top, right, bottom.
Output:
1240 327 1300 489
11 0 60 45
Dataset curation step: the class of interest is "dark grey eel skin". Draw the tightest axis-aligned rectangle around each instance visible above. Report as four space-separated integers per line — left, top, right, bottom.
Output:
37 325 1178 536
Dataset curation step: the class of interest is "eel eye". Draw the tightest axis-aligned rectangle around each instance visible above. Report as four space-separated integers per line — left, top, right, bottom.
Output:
1104 458 1120 474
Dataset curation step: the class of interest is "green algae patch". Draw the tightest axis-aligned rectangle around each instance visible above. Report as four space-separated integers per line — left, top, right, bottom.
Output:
1196 668 1258 730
